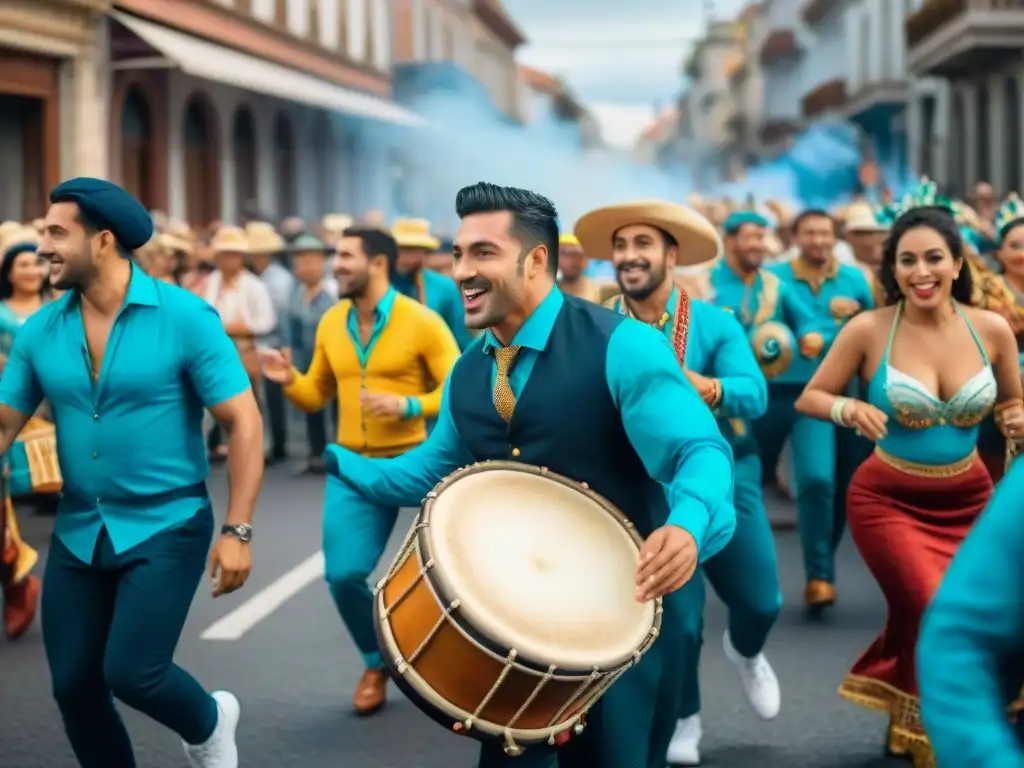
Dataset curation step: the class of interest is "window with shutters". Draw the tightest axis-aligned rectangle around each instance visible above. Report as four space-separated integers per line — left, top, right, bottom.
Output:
274 0 286 26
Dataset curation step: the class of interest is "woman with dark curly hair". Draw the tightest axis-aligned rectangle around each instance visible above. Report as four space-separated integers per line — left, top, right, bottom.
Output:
794 204 1024 766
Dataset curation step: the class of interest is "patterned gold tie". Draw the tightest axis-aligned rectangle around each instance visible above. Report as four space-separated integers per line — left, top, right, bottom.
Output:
492 345 522 422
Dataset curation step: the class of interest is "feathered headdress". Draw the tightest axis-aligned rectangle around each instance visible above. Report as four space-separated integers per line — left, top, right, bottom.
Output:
892 177 955 218
995 193 1024 241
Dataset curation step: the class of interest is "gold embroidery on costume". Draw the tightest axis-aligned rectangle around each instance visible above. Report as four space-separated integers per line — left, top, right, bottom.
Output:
750 270 780 327
872 447 977 478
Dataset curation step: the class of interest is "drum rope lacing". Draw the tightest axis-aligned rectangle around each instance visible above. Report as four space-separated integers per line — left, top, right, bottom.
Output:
375 464 665 756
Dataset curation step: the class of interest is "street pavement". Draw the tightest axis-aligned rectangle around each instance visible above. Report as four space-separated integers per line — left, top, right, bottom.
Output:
1 464 905 768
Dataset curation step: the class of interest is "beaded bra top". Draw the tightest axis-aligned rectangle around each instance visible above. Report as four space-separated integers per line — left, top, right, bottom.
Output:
877 302 996 430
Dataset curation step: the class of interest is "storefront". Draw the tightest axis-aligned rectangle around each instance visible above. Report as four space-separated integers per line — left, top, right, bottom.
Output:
0 0 109 223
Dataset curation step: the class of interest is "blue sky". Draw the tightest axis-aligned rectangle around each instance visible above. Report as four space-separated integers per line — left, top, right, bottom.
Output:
504 0 748 147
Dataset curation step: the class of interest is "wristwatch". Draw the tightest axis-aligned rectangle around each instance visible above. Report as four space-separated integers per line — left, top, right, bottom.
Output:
221 523 253 543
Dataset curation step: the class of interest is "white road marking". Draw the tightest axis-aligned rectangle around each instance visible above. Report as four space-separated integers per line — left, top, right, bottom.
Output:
200 551 325 641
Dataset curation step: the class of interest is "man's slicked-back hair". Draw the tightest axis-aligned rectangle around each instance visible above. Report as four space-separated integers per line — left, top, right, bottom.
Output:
455 182 560 275
343 225 399 277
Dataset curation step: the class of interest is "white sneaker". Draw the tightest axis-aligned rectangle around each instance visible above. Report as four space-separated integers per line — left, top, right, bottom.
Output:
723 630 780 720
184 690 240 768
666 714 702 766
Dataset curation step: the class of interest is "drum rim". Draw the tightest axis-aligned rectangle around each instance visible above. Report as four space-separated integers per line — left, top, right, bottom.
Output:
417 460 662 676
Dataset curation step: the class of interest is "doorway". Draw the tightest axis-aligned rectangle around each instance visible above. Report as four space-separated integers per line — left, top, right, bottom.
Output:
0 95 45 222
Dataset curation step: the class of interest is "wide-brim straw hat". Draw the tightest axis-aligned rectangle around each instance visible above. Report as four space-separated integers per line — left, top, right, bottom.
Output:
844 201 889 233
245 221 285 254
0 226 40 259
210 226 250 254
574 200 722 267
392 218 440 251
321 213 353 235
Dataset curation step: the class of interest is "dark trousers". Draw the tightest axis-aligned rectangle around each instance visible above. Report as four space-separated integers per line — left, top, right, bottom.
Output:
42 507 219 768
263 379 288 459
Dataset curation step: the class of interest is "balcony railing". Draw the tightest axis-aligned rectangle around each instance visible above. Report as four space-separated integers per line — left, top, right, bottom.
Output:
801 78 848 118
906 0 1024 76
759 28 800 66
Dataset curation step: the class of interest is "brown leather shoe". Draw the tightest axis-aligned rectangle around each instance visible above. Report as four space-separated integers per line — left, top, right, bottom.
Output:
352 669 388 715
804 579 835 615
4 574 40 639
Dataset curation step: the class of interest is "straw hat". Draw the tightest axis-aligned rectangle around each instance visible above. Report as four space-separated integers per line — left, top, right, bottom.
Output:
210 226 250 254
157 232 192 253
0 221 23 245
392 218 440 251
559 233 581 248
574 201 722 267
245 221 285 254
321 213 353 235
844 202 889 233
0 226 40 259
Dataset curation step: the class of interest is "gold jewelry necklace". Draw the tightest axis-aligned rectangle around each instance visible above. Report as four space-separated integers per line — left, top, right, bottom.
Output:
653 312 670 330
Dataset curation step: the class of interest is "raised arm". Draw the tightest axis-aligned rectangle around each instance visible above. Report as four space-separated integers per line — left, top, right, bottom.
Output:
918 464 1024 765
281 309 340 413
606 320 736 563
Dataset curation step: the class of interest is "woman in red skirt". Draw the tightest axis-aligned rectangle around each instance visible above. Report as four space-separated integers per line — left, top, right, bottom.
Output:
795 205 1024 766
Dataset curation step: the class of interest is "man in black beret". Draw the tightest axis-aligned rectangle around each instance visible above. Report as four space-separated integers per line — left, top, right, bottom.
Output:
0 177 266 768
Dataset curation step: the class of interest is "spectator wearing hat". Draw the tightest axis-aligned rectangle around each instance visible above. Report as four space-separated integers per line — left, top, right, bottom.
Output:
0 177 264 767
556 232 603 302
320 213 353 252
391 218 472 349
245 222 294 464
203 226 276 461
425 235 454 277
284 234 338 474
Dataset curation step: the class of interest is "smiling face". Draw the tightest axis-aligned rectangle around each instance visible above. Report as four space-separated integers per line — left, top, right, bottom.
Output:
452 210 529 329
892 225 962 309
611 223 675 300
38 202 101 290
998 222 1024 281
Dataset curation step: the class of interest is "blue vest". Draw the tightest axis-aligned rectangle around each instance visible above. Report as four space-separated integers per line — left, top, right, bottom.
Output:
448 297 668 538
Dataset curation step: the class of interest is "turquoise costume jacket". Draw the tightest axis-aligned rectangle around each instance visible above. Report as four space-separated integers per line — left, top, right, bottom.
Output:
768 257 875 384
918 460 1024 766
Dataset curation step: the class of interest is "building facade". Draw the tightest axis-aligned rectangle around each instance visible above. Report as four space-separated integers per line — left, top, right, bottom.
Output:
799 0 848 124
0 0 112 222
841 0 913 195
724 3 767 175
905 0 1024 197
685 20 743 187
754 0 807 156
390 0 523 120
519 65 602 150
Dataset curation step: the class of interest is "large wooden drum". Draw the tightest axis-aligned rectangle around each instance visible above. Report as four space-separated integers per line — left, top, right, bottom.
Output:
374 462 662 756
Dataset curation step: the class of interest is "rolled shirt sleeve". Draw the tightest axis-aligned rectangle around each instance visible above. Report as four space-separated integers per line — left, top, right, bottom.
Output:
606 320 736 561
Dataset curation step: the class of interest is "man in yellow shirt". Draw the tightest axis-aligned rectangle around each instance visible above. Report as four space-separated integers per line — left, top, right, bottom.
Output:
260 226 460 715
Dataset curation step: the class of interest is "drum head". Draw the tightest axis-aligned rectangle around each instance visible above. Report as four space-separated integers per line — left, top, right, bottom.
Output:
425 468 655 671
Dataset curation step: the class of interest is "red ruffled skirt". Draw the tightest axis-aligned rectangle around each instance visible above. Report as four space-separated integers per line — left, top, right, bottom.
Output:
839 449 992 767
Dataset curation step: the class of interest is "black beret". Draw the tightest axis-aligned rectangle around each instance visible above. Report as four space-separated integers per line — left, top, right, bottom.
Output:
49 177 154 251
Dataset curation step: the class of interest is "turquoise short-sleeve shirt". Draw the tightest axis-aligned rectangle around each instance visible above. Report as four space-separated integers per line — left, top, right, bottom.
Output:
0 266 252 562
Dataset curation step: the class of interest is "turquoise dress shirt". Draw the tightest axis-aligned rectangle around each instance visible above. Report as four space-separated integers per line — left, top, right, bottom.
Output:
607 288 767 421
0 266 252 563
768 259 875 384
326 288 736 560
918 459 1024 766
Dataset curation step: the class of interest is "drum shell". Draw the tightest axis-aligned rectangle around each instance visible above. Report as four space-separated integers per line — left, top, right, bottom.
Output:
749 320 796 379
375 539 600 740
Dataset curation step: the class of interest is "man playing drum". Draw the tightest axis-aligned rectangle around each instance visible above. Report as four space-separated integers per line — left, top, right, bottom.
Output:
580 202 780 766
323 182 737 768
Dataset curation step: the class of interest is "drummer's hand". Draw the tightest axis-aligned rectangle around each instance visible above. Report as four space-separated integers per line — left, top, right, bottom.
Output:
635 525 698 602
842 399 888 441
